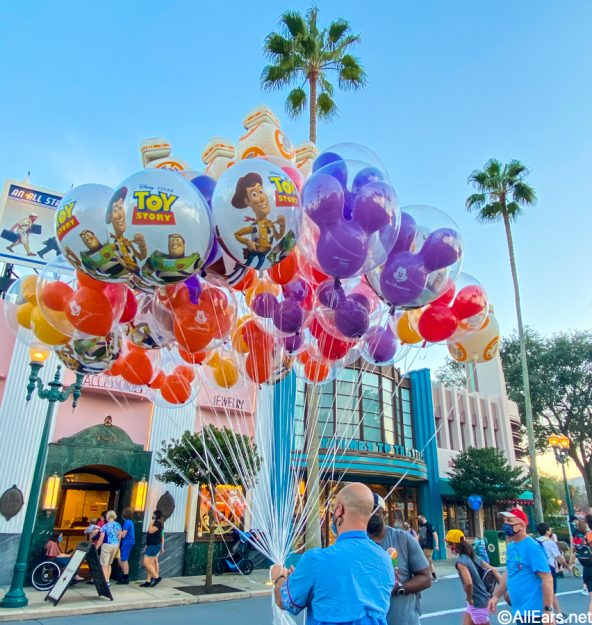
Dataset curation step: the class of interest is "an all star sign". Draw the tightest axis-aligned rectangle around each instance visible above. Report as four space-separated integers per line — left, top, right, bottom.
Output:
131 189 178 225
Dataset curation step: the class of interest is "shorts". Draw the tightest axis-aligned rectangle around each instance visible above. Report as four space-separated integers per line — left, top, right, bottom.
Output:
550 565 557 593
422 548 433 564
584 575 592 592
145 544 161 558
99 543 118 566
119 542 134 562
466 603 490 624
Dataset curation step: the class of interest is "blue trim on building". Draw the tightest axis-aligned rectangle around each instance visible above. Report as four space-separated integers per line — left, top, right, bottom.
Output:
409 368 446 561
292 453 428 479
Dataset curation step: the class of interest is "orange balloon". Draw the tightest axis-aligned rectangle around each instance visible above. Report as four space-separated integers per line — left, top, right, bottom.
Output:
66 287 113 336
76 270 106 290
268 252 299 285
245 280 281 308
241 319 269 351
174 364 196 383
200 287 228 315
232 268 256 292
147 370 166 389
245 352 272 384
120 350 153 386
41 281 74 312
298 350 312 365
21 275 39 304
304 360 330 383
174 319 215 353
161 374 192 404
211 307 233 340
105 358 124 376
179 349 207 364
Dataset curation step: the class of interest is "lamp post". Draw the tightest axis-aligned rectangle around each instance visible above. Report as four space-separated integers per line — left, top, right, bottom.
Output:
548 433 575 519
0 350 83 609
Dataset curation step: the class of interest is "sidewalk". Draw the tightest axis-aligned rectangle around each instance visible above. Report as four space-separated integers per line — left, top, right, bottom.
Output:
0 559 471 622
0 570 273 623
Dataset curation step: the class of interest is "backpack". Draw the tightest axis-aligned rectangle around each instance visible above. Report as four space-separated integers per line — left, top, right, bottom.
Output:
474 556 498 596
576 545 592 568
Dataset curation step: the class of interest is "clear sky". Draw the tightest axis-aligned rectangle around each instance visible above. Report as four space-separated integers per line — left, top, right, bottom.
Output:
0 1 590 479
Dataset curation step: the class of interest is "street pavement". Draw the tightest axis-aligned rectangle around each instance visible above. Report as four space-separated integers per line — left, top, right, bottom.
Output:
10 574 588 625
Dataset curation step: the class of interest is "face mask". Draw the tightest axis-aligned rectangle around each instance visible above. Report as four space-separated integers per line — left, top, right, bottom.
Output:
502 523 520 537
57 536 63 543
367 513 385 536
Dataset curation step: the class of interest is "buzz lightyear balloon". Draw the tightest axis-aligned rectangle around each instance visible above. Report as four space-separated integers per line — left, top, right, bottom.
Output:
211 158 301 274
106 169 213 287
57 330 122 374
55 184 128 281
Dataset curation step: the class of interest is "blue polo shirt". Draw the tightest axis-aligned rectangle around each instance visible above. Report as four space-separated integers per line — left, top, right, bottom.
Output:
280 530 394 624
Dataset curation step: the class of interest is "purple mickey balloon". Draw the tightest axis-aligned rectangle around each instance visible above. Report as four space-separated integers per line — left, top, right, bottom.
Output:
379 251 428 307
420 228 463 272
190 174 216 209
335 298 370 338
393 212 417 253
313 152 347 188
316 222 369 279
273 299 304 334
343 189 355 221
317 280 346 309
365 326 397 363
352 167 385 195
184 275 202 305
283 333 303 353
349 292 371 312
352 181 396 235
283 277 312 304
251 292 278 318
303 173 344 226
204 238 221 267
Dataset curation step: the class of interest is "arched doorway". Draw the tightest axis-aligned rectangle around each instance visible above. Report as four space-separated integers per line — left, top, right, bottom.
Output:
55 465 133 553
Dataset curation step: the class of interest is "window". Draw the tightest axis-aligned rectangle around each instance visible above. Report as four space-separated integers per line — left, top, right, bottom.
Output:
196 484 245 539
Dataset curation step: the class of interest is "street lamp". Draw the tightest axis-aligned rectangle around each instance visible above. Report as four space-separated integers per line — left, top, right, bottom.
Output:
0 352 84 609
548 433 575 519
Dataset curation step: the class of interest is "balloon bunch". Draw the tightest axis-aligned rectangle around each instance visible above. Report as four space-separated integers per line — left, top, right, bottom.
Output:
3 106 503 405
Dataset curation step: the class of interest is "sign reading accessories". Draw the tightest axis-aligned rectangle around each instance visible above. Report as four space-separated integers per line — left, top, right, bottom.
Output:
320 437 424 460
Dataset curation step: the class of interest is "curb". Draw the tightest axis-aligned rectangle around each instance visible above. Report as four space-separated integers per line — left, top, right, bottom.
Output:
0 588 273 622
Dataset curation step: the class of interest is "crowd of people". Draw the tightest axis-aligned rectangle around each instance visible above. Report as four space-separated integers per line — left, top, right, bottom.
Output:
271 484 592 625
43 508 165 588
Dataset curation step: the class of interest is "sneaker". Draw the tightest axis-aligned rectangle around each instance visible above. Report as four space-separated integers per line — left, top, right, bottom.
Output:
140 582 152 587
581 588 589 596
432 573 438 582
152 577 162 586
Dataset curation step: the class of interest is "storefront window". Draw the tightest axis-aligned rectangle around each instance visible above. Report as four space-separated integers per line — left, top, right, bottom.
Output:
196 484 245 538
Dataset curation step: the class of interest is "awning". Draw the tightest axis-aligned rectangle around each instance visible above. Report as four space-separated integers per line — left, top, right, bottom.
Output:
439 479 456 497
499 490 534 506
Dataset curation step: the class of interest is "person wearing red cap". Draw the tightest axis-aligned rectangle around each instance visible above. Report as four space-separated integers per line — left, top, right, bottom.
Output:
488 508 553 623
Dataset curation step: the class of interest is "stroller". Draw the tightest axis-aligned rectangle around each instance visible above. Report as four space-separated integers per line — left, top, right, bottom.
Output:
213 529 256 575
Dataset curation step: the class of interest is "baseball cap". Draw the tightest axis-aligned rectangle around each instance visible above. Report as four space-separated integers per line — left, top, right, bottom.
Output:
373 494 386 511
499 508 528 524
445 529 465 544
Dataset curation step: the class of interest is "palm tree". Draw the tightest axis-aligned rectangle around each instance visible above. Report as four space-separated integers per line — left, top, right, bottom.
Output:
466 158 544 524
261 7 366 143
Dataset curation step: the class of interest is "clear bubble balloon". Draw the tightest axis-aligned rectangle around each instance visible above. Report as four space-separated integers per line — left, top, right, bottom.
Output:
56 329 122 374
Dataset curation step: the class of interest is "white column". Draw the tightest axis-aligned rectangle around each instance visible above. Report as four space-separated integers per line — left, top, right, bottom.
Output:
449 388 463 451
0 341 59 534
144 402 196 533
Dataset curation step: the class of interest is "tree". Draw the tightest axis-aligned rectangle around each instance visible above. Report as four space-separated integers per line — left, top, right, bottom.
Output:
448 447 528 506
435 358 467 389
500 329 592 505
539 474 563 516
261 7 366 143
156 425 260 592
466 158 543 523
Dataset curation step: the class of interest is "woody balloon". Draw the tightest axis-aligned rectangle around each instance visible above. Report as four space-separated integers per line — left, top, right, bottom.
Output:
105 169 212 287
212 158 301 274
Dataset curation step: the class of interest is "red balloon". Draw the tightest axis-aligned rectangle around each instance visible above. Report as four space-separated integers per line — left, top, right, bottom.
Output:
161 374 192 404
245 352 272 384
232 268 257 292
317 331 351 361
200 287 228 314
41 281 73 312
418 305 458 342
431 280 456 307
451 286 487 321
179 349 207 364
120 350 153 386
268 252 299 285
76 270 106 290
120 287 138 323
309 317 325 340
148 370 166 389
66 287 113 335
174 364 196 383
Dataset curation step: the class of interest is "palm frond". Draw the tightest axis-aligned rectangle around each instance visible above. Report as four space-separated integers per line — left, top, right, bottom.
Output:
280 10 306 38
260 63 299 90
317 91 338 120
483 159 503 179
318 74 334 96
263 33 293 59
327 19 350 44
506 159 529 181
337 54 367 89
512 181 537 205
306 6 319 38
465 193 486 212
475 201 504 223
505 201 524 220
285 87 307 119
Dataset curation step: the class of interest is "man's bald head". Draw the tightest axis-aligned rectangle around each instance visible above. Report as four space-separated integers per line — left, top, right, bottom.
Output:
336 483 374 526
